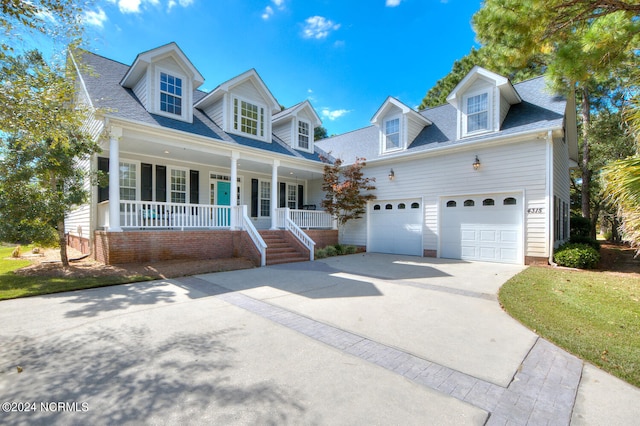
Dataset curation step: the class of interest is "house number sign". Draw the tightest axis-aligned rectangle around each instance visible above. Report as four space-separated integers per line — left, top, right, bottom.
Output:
527 208 544 214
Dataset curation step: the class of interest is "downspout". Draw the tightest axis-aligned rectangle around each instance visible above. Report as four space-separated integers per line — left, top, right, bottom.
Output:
546 130 557 266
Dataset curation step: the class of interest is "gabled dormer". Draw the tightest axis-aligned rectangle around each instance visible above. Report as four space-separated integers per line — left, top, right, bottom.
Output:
446 66 521 139
195 69 280 143
371 97 432 155
272 101 322 153
120 42 204 123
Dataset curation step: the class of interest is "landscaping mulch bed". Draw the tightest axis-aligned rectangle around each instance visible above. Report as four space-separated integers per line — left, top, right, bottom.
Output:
13 247 256 280
597 243 640 275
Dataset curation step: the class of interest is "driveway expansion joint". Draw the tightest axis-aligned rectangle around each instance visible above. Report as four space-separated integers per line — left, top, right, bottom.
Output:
178 276 583 425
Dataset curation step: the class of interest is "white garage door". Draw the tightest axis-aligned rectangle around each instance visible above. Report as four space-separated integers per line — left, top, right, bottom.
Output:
440 194 522 264
369 199 423 256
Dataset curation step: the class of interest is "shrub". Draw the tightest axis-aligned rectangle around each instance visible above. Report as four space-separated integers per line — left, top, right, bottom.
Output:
344 245 357 255
334 243 345 255
315 248 327 259
324 245 338 257
570 216 592 238
554 243 600 269
569 235 601 251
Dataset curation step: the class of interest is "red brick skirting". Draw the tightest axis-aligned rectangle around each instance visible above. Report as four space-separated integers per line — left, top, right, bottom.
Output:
423 249 437 258
94 230 261 266
305 230 338 249
525 256 549 265
67 234 90 255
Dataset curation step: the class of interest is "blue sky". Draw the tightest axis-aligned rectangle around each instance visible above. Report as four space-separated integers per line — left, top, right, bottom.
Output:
81 0 484 136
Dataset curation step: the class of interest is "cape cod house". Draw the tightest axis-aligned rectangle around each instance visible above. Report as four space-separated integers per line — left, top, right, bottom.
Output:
67 42 577 267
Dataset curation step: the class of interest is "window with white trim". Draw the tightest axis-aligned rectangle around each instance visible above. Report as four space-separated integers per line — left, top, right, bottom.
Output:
259 181 271 217
160 72 182 116
287 184 297 209
170 169 187 203
465 92 489 134
297 120 310 150
384 117 400 151
233 97 265 138
119 162 137 201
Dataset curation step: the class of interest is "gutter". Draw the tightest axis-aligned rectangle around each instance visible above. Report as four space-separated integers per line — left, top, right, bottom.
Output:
546 130 557 266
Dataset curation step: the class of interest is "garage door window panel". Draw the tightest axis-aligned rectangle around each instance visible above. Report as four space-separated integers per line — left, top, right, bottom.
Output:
464 199 475 207
483 198 495 206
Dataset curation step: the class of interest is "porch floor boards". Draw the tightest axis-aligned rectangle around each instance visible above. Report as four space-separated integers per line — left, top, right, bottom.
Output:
259 230 309 266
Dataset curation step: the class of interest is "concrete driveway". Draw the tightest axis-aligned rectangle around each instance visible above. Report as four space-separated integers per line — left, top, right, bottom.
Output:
0 254 638 425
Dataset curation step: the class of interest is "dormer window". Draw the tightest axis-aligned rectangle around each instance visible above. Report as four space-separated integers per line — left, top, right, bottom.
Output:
297 120 310 150
384 117 400 151
233 97 265 138
466 92 488 133
160 72 183 116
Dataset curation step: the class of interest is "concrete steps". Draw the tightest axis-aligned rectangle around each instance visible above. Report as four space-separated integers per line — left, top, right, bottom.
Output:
259 230 309 265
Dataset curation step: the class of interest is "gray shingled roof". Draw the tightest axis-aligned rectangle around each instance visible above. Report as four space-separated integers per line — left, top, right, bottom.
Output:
76 50 323 162
316 76 566 164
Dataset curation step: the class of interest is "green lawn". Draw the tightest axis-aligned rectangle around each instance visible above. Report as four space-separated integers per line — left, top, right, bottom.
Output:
0 246 153 300
500 266 640 388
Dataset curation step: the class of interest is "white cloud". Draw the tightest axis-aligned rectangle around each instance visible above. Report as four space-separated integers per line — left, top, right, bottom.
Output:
272 0 285 9
302 16 340 40
321 108 351 121
108 0 160 14
83 8 108 28
385 0 402 6
168 0 194 11
261 5 274 20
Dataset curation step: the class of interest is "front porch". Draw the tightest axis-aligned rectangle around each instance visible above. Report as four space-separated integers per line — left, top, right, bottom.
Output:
94 201 337 266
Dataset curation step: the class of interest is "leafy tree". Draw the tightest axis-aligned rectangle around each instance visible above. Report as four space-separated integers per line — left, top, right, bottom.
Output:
473 0 639 231
321 157 376 226
0 50 100 266
1 0 89 55
314 125 328 141
419 47 545 109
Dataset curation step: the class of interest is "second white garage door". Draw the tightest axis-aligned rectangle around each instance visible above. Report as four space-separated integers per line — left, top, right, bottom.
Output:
369 199 423 256
440 194 523 264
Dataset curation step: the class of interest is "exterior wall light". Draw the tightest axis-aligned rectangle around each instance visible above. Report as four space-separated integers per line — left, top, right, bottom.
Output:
473 155 481 170
388 169 395 181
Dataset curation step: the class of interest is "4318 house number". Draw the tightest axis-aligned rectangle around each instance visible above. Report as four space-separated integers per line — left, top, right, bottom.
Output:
527 208 544 214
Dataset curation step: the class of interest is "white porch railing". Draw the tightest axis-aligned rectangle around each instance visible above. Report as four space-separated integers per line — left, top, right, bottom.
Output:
98 201 235 229
276 208 317 261
276 208 335 229
238 205 267 267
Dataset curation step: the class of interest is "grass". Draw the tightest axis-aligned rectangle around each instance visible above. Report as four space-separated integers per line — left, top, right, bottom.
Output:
0 246 153 301
500 266 640 387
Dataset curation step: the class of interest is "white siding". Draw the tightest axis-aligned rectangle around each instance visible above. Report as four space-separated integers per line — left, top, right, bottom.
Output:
133 73 147 109
203 99 224 127
65 156 92 238
499 93 510 127
406 115 426 147
273 121 292 146
232 80 264 102
342 138 549 259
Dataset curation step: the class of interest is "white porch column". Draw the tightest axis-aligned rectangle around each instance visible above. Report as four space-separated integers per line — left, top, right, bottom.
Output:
270 159 280 229
108 126 123 232
230 151 239 229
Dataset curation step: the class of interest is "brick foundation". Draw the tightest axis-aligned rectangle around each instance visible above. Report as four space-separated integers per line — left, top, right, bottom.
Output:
67 234 91 255
304 230 338 249
94 230 261 266
525 256 549 265
423 249 437 258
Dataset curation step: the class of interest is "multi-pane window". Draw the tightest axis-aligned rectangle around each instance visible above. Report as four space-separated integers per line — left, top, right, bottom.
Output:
287 184 297 209
466 93 488 133
260 181 271 217
234 98 264 137
160 72 182 116
298 120 310 150
119 162 137 201
385 117 400 150
171 169 187 203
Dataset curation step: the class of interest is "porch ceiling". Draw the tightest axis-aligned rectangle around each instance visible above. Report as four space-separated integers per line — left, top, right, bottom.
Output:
111 129 325 181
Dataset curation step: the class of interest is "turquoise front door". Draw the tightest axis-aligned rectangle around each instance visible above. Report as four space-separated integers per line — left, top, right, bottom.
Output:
217 181 231 226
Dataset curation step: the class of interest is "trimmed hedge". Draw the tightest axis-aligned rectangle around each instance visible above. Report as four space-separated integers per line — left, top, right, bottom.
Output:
568 235 601 251
554 243 600 269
